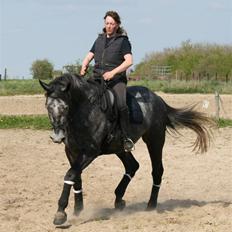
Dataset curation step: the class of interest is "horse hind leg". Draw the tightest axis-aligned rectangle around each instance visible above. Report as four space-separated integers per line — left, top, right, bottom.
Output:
73 175 84 216
114 151 140 210
143 129 165 210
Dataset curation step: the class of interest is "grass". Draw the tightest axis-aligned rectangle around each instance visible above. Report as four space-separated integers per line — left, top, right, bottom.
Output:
0 115 51 130
216 118 232 128
0 78 232 96
128 79 232 94
0 79 44 96
0 115 231 130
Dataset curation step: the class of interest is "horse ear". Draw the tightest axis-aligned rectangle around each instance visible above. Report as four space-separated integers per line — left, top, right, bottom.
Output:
39 79 51 92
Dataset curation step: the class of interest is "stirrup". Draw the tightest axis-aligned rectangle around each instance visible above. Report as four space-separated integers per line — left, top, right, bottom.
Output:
123 138 135 152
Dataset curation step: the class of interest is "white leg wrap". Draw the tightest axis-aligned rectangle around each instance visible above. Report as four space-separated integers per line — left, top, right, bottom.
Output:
73 189 82 194
153 184 161 188
124 173 132 180
64 180 75 185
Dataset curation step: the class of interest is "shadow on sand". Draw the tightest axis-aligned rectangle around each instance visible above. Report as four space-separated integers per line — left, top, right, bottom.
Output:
74 199 231 225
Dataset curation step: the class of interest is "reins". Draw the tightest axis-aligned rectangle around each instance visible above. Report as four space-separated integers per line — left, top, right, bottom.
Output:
86 77 108 111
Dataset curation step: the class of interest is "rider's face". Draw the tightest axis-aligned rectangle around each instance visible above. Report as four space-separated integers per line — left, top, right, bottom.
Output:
104 16 119 37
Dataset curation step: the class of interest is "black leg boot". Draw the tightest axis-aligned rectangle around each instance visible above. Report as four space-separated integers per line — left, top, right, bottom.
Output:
119 107 135 152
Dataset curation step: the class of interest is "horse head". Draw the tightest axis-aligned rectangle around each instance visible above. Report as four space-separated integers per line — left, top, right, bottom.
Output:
40 74 98 144
39 75 74 143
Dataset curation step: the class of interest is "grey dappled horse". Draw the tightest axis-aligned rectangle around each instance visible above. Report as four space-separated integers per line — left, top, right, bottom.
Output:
39 74 213 225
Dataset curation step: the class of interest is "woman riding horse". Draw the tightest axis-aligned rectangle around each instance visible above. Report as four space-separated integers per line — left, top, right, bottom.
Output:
80 10 134 152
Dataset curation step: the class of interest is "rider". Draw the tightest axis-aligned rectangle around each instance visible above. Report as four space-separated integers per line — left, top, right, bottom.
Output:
80 10 135 152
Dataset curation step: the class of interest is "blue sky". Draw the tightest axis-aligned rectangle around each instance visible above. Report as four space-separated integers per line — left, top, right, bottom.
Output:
0 0 232 78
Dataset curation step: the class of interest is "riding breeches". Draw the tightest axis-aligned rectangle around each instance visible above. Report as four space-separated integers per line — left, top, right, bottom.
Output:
112 82 127 110
92 75 127 110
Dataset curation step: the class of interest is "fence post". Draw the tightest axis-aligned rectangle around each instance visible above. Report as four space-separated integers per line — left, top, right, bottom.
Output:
192 72 195 80
226 74 228 83
4 68 7 80
215 91 220 120
0 74 1 81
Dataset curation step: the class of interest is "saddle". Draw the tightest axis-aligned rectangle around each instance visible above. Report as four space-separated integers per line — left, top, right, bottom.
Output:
100 88 117 121
87 77 143 130
87 77 117 122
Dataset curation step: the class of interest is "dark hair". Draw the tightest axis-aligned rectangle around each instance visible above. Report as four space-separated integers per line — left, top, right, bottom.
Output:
104 11 121 25
103 10 125 34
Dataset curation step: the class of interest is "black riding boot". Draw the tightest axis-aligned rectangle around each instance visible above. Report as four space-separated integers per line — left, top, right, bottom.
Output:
119 107 135 152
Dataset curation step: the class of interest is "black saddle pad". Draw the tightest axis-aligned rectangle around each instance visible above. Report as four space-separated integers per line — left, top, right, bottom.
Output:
87 77 143 124
126 92 143 124
103 89 143 124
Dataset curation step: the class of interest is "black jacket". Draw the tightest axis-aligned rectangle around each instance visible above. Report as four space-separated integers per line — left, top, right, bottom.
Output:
93 33 129 86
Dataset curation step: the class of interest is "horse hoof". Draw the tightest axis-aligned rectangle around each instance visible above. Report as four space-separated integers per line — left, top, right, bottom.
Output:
115 199 126 210
73 208 83 217
73 204 83 215
146 202 157 211
53 211 67 225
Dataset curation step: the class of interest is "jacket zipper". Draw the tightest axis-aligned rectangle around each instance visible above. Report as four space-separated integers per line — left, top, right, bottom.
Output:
101 48 106 75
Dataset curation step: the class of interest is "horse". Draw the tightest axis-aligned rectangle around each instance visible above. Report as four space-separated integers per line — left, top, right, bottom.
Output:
39 73 213 225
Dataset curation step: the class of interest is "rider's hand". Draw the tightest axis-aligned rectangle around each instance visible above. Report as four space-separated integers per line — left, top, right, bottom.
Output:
80 66 87 76
103 71 115 81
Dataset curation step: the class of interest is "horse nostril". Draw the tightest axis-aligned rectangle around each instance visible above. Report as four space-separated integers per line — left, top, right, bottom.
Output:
50 134 57 142
50 135 54 140
50 130 65 143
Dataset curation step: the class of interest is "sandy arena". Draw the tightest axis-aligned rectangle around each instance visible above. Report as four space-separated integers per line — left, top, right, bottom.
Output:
0 93 231 232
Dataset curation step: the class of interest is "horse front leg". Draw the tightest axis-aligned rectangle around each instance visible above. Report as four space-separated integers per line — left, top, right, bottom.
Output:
114 152 139 210
53 183 71 225
53 168 78 225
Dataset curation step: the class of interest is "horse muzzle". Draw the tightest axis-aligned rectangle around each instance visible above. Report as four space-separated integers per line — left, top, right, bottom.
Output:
50 129 65 143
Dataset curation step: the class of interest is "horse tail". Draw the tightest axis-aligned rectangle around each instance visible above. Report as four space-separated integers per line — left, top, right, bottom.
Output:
165 103 215 153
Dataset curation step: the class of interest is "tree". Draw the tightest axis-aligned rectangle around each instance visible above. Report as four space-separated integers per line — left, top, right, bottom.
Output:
31 59 54 79
63 60 93 78
133 42 232 81
53 69 63 79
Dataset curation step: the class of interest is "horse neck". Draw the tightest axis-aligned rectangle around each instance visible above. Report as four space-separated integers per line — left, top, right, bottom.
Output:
67 83 106 131
68 89 91 119
65 85 108 154
69 80 96 108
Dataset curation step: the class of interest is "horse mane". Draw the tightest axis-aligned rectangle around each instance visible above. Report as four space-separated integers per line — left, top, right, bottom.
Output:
52 73 85 88
50 74 104 107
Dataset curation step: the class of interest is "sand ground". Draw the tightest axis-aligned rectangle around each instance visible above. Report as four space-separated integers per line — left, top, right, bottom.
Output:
0 93 231 232
0 93 231 119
